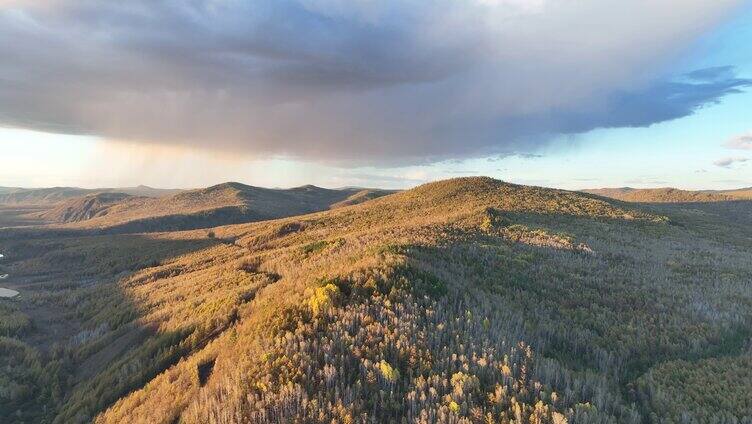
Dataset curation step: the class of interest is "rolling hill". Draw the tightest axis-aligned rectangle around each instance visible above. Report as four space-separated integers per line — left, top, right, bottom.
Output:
1 183 395 233
714 187 752 199
31 192 140 223
1 177 751 423
0 185 182 206
0 187 101 205
51 183 395 232
584 186 752 202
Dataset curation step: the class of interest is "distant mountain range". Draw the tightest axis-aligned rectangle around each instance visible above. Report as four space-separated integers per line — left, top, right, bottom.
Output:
5 182 751 234
1 182 396 233
583 186 752 202
0 185 182 205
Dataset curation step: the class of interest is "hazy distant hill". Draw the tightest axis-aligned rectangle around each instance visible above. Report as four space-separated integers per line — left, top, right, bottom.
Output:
583 186 752 202
0 187 99 205
2 177 751 423
0 185 181 205
57 182 395 232
117 185 185 198
32 192 140 223
714 187 752 199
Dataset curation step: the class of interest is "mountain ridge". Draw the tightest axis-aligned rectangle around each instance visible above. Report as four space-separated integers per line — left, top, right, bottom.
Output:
0 185 182 205
50 182 396 232
583 186 752 202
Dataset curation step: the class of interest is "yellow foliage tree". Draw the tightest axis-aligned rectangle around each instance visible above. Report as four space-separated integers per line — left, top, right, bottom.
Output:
308 283 339 316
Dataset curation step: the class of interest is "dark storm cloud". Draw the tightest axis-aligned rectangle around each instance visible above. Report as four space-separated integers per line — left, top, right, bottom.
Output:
0 0 748 165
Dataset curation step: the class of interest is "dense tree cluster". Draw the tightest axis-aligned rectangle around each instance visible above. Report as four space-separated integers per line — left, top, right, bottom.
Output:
186 289 614 423
636 354 752 423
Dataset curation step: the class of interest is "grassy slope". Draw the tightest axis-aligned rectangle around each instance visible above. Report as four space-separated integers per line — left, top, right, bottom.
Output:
1 177 750 423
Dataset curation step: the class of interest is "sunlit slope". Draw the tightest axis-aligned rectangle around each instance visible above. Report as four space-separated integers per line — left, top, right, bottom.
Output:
2 178 751 423
329 188 398 209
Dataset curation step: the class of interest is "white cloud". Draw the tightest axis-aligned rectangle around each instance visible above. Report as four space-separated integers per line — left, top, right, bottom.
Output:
713 157 749 168
726 132 752 150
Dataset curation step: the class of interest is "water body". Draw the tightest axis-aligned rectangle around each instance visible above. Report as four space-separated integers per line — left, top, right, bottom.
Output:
0 287 19 298
0 252 18 298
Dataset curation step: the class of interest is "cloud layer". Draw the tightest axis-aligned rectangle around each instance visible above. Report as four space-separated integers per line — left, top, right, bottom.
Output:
0 0 749 165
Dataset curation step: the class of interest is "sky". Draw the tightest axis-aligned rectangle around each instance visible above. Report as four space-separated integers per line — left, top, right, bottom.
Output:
0 0 750 190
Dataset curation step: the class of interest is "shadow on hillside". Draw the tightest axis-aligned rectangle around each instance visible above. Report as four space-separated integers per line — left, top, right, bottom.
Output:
642 200 752 224
1 207 291 238
640 200 752 245
400 215 752 388
0 205 52 228
87 206 267 234
0 229 223 423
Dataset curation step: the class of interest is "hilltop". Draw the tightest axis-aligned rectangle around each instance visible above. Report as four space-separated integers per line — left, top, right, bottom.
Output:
584 186 752 202
0 177 750 423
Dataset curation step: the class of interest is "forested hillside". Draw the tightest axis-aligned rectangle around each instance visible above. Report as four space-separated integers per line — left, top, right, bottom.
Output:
1 177 751 423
